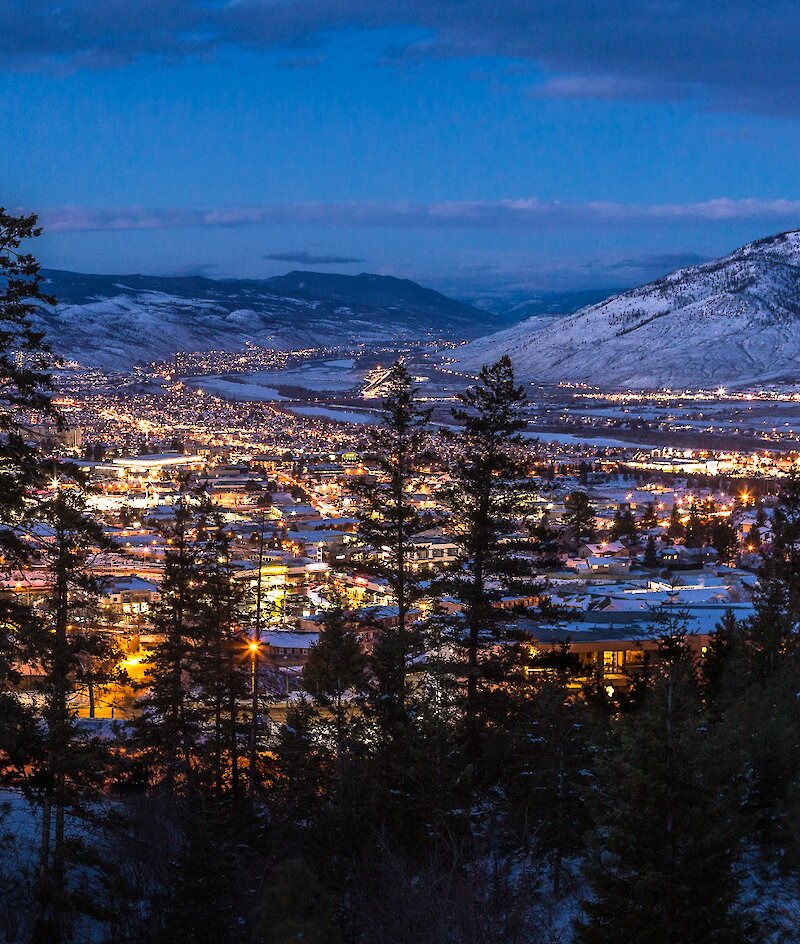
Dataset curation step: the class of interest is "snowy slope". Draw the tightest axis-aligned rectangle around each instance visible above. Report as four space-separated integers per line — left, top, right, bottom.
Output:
35 270 510 369
456 231 800 389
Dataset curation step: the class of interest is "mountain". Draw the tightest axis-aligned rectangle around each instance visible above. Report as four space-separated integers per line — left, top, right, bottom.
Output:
264 271 485 324
499 287 626 321
36 269 511 370
456 231 800 389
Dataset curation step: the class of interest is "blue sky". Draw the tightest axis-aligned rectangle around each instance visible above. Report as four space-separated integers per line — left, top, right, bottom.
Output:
3 1 800 302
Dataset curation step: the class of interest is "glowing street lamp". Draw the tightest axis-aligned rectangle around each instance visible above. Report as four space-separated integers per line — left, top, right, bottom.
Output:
248 637 261 796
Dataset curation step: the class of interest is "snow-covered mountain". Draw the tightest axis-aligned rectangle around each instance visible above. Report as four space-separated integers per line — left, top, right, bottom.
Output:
456 231 800 389
36 269 511 369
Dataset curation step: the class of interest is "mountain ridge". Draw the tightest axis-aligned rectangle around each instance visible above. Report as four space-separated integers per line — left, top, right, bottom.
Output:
36 268 514 369
455 230 800 389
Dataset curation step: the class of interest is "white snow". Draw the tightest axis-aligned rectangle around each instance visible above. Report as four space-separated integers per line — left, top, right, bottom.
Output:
457 230 800 389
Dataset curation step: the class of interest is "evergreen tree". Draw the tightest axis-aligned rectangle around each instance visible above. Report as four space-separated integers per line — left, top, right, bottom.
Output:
719 475 800 851
644 534 659 568
0 209 57 781
744 472 800 679
666 503 684 540
527 510 562 569
505 643 594 895
709 517 738 562
269 699 332 837
562 491 597 547
70 628 127 719
28 480 118 943
135 484 203 796
0 209 55 535
610 505 637 545
194 511 249 799
353 361 431 729
303 601 368 752
639 501 658 531
577 632 749 944
683 501 704 547
699 608 741 710
757 470 800 625
440 356 528 764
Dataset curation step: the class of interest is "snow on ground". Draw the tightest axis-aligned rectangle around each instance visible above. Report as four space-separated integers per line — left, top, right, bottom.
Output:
457 230 800 389
186 375 288 401
288 405 381 424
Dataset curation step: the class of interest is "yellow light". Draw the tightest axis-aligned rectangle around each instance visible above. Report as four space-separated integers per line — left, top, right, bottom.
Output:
248 640 260 653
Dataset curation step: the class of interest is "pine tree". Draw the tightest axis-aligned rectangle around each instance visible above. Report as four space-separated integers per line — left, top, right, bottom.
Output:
699 607 740 708
135 483 203 796
709 517 738 562
644 534 659 568
194 510 249 800
744 472 800 679
28 480 117 943
70 628 127 719
0 209 56 535
639 501 658 531
757 470 800 624
718 474 800 851
527 510 562 569
562 491 597 547
683 501 704 547
303 600 368 753
440 356 528 765
609 505 637 545
666 503 684 540
353 361 431 729
269 698 332 836
577 632 749 944
505 643 594 896
0 209 57 782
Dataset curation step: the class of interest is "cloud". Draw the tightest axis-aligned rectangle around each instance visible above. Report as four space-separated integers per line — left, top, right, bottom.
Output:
264 250 364 264
30 198 800 234
527 75 689 103
2 2 800 114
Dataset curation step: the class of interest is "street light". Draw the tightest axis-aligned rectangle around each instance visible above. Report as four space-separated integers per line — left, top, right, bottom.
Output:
248 638 260 796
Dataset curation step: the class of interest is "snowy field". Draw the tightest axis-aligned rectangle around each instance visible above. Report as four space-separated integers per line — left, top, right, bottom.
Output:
287 405 381 425
185 375 288 401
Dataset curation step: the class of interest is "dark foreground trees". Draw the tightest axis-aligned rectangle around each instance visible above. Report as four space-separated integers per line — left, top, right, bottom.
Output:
5 211 800 943
577 630 749 944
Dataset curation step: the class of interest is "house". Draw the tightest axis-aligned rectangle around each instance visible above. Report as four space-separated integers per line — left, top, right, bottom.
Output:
262 630 319 668
100 575 161 616
518 608 739 692
286 529 348 563
407 530 460 571
578 541 629 559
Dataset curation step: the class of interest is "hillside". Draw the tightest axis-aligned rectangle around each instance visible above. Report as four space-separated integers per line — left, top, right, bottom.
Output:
36 269 510 370
456 231 800 389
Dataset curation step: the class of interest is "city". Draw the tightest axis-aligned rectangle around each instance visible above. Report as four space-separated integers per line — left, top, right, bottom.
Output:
5 2 800 942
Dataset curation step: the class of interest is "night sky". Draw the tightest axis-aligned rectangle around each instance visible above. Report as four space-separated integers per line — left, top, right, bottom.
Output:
3 1 800 303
